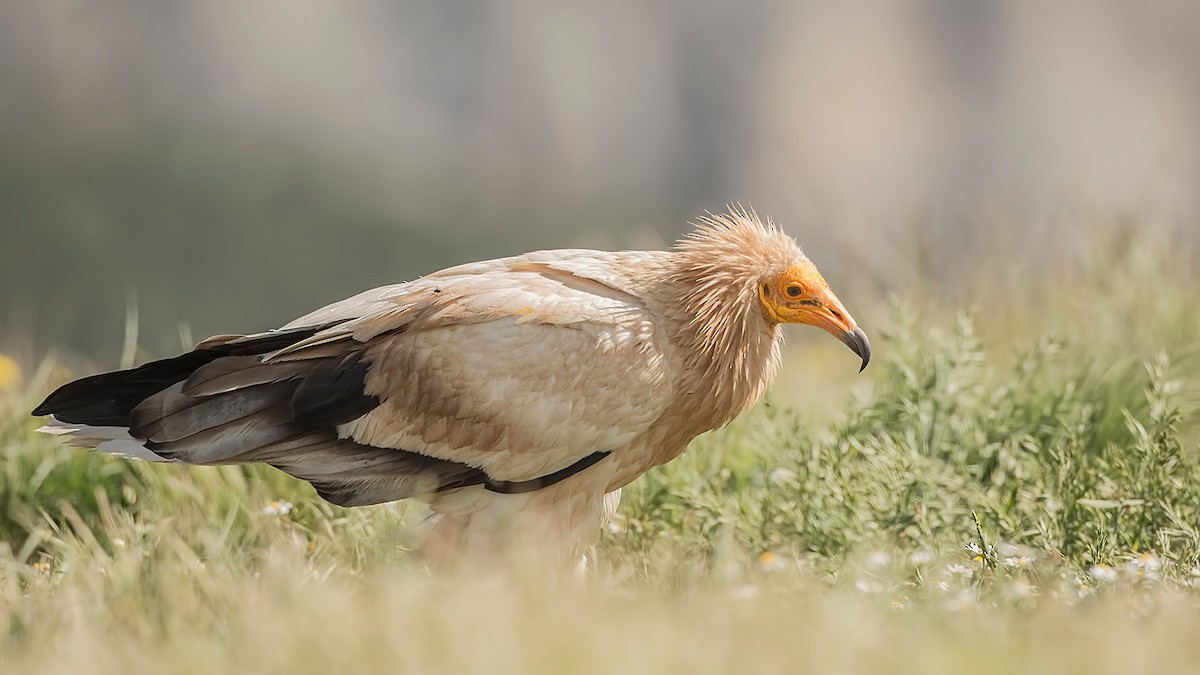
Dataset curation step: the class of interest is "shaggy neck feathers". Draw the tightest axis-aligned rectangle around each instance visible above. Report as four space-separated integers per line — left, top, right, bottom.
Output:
664 210 804 429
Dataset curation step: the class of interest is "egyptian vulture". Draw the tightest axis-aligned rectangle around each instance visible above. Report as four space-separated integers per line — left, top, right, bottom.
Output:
33 209 869 569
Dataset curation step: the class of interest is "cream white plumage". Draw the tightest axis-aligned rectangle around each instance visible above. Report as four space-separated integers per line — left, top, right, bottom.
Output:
33 209 870 570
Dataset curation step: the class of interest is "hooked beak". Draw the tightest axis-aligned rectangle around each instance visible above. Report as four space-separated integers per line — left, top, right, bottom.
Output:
838 325 871 373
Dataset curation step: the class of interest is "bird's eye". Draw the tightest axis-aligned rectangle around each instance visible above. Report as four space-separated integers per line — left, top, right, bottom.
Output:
786 286 802 297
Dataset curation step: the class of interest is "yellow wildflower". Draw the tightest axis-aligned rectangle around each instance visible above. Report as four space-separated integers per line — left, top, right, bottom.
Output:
0 354 21 390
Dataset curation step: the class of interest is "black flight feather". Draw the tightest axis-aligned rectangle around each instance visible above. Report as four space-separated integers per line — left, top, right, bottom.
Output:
32 321 609 506
31 325 329 426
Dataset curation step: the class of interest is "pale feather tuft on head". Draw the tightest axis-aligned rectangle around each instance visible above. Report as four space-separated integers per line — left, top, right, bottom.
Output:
676 204 806 278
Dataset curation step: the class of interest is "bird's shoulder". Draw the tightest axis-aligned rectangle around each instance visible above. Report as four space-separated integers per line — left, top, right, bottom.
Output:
269 249 674 359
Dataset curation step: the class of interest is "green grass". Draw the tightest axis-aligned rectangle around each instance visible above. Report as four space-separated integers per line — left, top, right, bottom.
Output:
612 314 1200 583
1 240 1198 673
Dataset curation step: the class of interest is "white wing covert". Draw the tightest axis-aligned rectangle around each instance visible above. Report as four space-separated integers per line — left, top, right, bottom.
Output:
325 257 674 482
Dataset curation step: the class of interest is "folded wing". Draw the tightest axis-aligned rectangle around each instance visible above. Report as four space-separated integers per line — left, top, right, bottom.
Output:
34 252 673 507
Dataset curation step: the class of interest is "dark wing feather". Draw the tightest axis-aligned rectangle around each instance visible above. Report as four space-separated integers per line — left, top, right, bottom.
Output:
31 325 329 426
130 381 282 443
253 432 488 507
181 356 310 397
33 323 490 506
32 350 230 426
289 352 379 426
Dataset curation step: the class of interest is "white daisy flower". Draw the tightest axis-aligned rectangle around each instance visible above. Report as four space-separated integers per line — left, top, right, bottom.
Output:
1088 564 1118 583
1124 553 1162 580
1003 555 1033 569
262 500 294 516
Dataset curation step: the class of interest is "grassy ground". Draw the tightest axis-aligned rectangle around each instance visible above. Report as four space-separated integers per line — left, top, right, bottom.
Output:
1 239 1198 673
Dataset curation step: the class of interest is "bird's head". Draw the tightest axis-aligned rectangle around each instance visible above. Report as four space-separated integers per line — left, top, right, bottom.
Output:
674 207 870 372
756 260 871 372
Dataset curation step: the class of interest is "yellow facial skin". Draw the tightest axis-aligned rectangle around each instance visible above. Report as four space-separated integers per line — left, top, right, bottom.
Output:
758 263 871 371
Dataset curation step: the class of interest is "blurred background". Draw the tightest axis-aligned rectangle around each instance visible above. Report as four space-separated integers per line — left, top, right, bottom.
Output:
1 0 1197 362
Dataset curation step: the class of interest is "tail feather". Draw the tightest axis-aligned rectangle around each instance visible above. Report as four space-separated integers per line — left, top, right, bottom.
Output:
37 415 173 462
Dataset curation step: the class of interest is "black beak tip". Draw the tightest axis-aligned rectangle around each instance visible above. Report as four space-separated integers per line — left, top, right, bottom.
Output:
844 326 871 373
